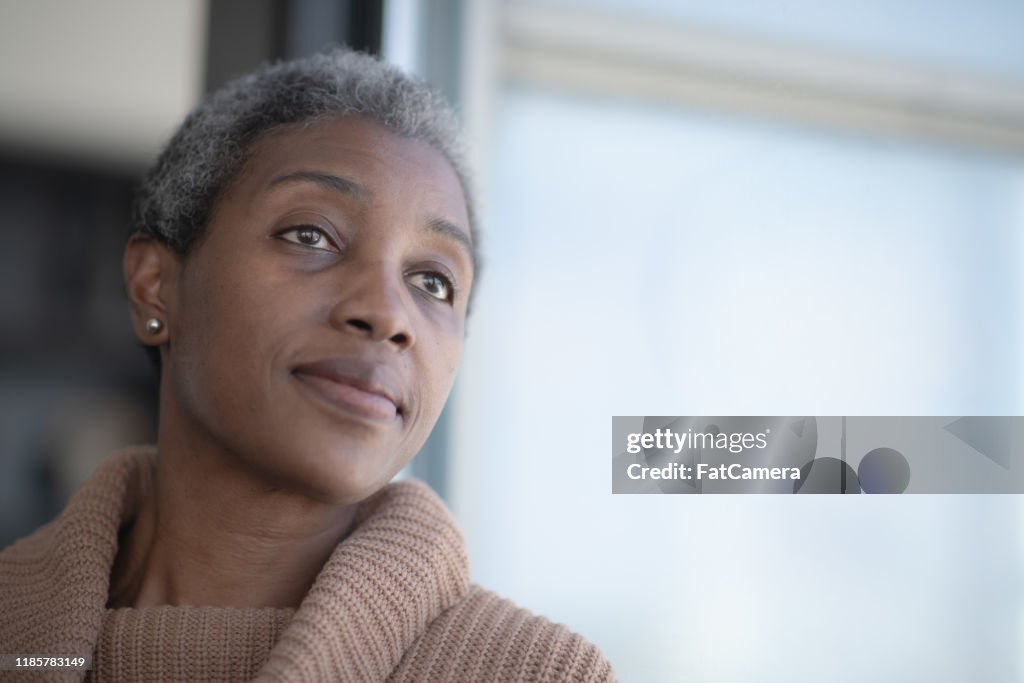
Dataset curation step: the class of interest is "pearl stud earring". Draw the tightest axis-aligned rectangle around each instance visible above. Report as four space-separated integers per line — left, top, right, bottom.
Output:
145 318 164 334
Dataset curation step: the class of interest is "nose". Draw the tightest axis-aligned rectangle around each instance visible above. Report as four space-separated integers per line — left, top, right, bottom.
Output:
328 262 415 351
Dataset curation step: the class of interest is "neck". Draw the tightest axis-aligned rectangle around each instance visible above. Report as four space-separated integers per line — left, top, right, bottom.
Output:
108 407 358 609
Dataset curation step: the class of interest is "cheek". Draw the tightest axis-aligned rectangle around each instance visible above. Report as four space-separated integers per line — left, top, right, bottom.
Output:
171 259 298 421
418 329 464 412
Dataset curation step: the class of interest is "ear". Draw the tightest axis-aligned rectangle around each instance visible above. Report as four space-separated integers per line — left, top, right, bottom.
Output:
123 233 180 346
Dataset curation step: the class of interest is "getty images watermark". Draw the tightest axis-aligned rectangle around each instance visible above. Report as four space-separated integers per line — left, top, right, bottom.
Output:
612 417 1024 494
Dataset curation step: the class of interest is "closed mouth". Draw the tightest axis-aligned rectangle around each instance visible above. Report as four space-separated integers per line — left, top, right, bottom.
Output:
292 358 404 424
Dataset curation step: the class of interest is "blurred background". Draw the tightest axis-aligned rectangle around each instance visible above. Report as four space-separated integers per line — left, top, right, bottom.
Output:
1 1 1021 681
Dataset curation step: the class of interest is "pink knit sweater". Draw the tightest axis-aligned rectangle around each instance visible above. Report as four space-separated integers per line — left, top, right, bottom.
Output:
0 447 615 682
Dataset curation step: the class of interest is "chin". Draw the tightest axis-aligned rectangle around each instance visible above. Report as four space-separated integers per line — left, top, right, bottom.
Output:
253 438 408 505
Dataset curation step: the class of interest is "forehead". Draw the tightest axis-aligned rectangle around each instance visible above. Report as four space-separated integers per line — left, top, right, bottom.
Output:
239 117 469 225
198 116 477 281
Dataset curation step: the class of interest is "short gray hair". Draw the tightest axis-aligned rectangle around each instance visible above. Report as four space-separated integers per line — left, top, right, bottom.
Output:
134 48 478 269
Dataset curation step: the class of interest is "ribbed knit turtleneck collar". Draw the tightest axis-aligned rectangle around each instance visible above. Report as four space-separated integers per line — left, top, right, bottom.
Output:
0 446 471 682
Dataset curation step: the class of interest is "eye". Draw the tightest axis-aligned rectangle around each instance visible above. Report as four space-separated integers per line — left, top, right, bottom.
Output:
408 271 455 303
277 226 339 252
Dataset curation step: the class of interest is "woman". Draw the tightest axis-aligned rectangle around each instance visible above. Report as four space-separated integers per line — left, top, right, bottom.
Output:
0 49 615 682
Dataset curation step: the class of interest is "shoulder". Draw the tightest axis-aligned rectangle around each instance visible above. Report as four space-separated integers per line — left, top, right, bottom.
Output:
389 584 617 683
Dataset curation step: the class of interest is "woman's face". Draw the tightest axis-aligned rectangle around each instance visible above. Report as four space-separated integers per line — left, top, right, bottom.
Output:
147 117 473 504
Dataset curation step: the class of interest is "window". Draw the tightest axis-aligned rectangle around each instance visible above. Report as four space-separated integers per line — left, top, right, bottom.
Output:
445 2 1024 680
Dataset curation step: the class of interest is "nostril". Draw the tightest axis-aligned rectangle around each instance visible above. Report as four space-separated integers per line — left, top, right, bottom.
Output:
346 319 372 334
342 316 411 347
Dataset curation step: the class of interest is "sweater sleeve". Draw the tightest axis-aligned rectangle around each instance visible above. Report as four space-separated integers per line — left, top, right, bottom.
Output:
387 585 617 683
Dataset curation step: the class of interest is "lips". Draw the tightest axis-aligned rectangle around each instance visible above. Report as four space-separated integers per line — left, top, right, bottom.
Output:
292 357 404 424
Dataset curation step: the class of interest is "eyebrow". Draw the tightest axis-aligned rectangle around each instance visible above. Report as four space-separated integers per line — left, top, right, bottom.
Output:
425 216 475 269
269 169 475 270
269 170 368 200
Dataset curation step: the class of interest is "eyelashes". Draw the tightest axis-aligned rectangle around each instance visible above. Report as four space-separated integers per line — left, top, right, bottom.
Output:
276 226 339 252
274 226 459 305
407 271 456 303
